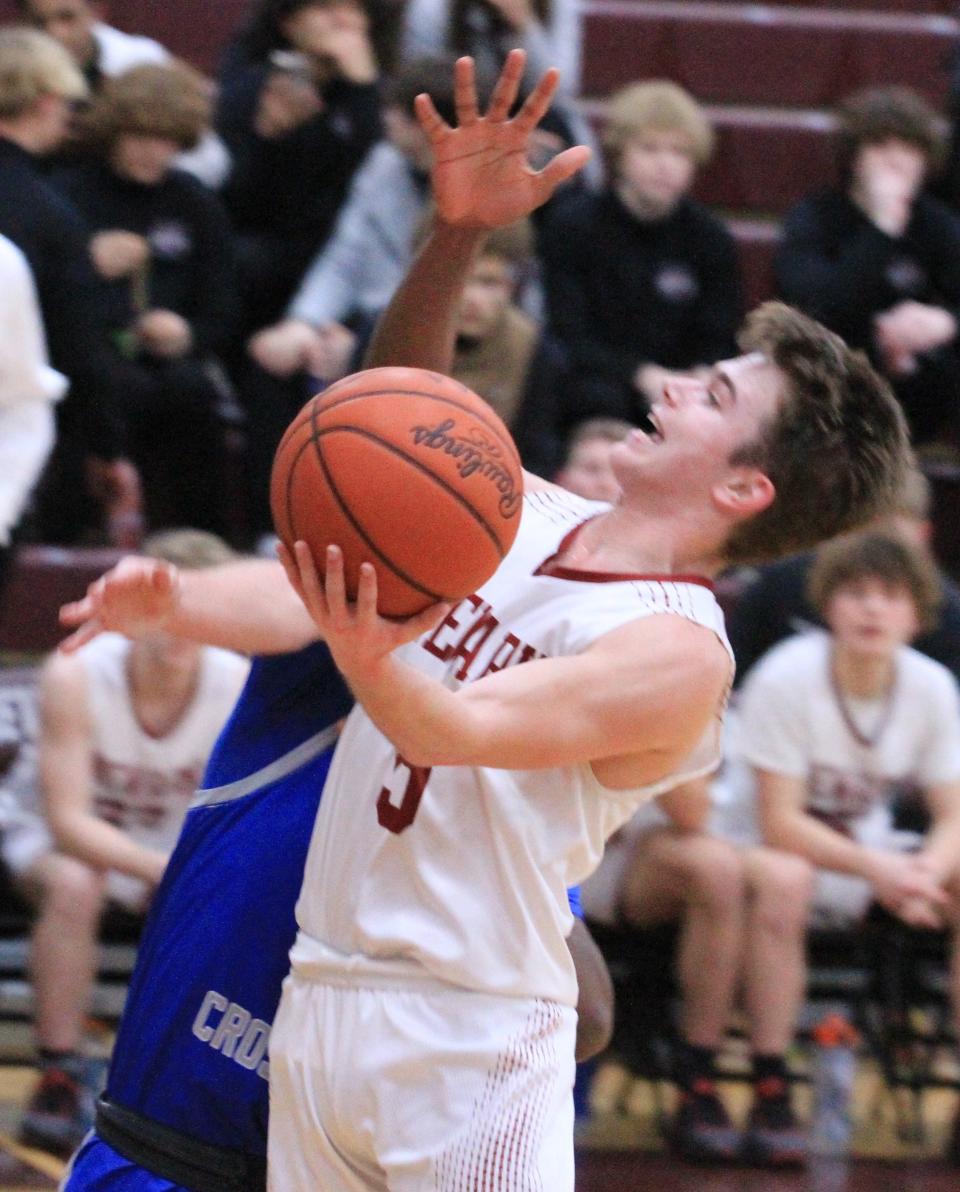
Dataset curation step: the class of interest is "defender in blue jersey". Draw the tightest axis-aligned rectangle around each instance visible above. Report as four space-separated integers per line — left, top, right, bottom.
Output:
60 624 609 1192
63 640 352 1191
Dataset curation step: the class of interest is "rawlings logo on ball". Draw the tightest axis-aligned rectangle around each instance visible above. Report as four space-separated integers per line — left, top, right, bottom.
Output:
411 419 521 518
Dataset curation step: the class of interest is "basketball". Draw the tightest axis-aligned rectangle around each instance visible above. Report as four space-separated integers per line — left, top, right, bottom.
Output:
270 366 524 618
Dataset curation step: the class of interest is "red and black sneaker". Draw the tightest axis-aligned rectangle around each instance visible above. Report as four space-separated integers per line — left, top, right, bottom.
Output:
670 1077 740 1164
19 1066 93 1158
740 1076 806 1168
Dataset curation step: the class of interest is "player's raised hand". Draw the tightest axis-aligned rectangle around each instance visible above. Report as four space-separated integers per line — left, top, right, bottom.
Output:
58 556 181 653
279 541 448 677
417 50 591 229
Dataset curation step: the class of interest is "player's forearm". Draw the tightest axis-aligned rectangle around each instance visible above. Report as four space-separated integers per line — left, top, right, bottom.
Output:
363 221 486 374
175 560 318 654
49 811 166 885
761 807 874 879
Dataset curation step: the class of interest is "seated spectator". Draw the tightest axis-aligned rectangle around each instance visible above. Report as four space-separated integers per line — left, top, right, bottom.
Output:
55 63 241 537
0 27 138 546
539 80 743 426
0 233 67 589
776 87 960 446
217 0 387 333
445 216 573 476
17 0 230 188
727 467 960 687
583 775 811 1169
554 417 633 502
5 530 249 1156
742 529 960 1165
241 55 459 539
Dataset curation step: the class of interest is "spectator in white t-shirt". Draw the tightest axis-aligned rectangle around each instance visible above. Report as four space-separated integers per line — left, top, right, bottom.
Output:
742 528 960 1166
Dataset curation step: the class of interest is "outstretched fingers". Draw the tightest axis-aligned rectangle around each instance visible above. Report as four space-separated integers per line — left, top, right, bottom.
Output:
414 92 450 141
453 56 479 126
485 48 526 123
512 65 560 133
532 144 593 203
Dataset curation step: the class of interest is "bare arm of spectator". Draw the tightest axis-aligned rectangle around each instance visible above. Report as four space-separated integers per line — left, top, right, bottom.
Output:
756 766 947 926
920 778 960 886
38 651 167 887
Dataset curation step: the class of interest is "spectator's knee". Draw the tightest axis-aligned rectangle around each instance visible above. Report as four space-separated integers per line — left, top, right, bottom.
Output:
682 836 747 910
37 854 104 927
749 850 814 936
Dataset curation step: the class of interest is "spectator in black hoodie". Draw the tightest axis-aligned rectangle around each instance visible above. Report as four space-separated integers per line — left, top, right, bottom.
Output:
0 27 137 544
539 80 743 429
216 0 389 333
776 86 960 446
56 62 241 536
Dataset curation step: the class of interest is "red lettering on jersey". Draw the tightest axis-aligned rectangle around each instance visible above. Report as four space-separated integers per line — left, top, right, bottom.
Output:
451 612 500 681
422 595 485 662
478 637 541 678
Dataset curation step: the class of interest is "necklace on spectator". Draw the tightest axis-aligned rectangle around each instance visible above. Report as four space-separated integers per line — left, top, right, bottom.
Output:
829 657 899 749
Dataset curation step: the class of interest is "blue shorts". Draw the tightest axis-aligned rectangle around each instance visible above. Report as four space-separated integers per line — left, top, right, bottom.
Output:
63 1133 187 1192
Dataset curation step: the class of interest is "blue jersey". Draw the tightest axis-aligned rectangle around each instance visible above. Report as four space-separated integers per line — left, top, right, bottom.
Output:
66 638 584 1189
101 642 352 1153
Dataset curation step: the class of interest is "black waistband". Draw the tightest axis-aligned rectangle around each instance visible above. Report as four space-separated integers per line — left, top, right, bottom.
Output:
94 1096 266 1192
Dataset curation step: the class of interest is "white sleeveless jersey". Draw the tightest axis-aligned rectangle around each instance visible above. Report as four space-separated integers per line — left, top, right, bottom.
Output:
82 633 248 862
292 490 733 1005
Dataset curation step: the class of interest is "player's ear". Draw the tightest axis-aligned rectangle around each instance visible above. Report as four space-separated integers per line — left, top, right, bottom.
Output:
712 467 775 520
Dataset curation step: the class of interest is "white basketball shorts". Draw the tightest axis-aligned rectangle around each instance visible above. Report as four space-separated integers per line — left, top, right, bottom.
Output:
268 974 577 1192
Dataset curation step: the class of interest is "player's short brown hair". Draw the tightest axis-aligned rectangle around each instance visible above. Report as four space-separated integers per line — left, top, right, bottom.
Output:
722 302 912 566
808 529 942 633
602 80 714 174
142 529 237 571
0 27 86 117
836 86 946 182
80 62 210 151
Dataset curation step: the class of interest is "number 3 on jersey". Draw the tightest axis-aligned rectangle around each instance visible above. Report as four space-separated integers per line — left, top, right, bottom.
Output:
377 755 432 834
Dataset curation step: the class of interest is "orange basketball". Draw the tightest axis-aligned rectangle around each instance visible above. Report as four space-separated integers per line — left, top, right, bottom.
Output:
270 366 524 617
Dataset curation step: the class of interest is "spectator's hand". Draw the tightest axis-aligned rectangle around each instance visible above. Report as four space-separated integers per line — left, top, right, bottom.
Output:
254 70 324 138
135 310 193 359
867 850 949 926
417 50 591 230
143 849 169 888
312 4 378 84
90 231 150 281
249 319 320 377
851 143 922 238
875 301 956 373
59 554 182 653
305 321 357 381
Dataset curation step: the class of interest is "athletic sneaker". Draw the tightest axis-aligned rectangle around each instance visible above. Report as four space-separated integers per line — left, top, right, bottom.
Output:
740 1077 807 1168
19 1065 95 1157
670 1078 740 1163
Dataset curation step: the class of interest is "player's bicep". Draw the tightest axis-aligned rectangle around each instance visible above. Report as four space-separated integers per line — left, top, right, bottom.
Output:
458 617 729 769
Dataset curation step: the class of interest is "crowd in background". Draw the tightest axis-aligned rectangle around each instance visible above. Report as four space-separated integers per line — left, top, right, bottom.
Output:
1 0 960 1173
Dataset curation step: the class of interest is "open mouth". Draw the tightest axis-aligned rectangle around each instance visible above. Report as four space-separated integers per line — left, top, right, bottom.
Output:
642 411 665 444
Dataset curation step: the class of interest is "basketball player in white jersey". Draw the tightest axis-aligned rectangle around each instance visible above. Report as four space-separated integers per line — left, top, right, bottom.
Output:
12 530 249 1155
60 52 913 1190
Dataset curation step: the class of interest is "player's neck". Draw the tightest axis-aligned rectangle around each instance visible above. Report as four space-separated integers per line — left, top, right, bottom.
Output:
831 643 897 699
565 506 724 578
